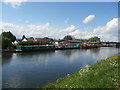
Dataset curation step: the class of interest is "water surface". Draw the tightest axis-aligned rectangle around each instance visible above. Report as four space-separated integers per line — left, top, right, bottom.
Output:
2 47 118 88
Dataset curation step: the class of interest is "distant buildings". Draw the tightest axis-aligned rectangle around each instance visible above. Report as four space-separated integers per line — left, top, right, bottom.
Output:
55 40 83 48
13 35 104 49
13 37 54 45
13 39 22 44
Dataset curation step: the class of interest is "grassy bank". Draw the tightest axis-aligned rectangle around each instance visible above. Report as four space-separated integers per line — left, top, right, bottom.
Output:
45 53 120 88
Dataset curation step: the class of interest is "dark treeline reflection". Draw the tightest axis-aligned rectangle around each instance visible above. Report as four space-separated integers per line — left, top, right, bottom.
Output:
2 51 56 66
17 50 55 56
2 53 13 65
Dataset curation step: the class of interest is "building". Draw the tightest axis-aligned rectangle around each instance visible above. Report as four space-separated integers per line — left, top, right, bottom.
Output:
13 37 54 45
22 37 35 42
55 40 82 48
12 39 22 45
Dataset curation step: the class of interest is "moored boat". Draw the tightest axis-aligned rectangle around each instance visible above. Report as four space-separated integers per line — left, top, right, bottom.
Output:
16 45 55 52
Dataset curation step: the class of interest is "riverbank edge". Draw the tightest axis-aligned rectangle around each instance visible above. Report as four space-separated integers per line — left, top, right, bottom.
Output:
44 53 120 88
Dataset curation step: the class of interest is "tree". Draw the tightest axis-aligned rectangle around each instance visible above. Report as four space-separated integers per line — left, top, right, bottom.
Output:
44 37 49 39
0 35 2 49
2 31 16 42
88 36 100 43
63 35 74 40
2 37 12 49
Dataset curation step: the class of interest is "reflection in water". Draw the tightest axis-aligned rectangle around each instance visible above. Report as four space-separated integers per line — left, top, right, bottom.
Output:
2 53 13 65
91 47 118 61
16 51 55 64
17 50 55 56
2 47 118 88
90 48 100 53
56 49 87 64
2 53 13 60
3 51 55 65
0 52 2 89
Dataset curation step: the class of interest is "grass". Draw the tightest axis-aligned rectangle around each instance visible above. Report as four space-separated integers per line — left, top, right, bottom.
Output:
44 53 120 88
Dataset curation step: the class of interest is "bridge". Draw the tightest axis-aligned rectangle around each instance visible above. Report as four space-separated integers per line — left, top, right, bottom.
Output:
101 42 120 48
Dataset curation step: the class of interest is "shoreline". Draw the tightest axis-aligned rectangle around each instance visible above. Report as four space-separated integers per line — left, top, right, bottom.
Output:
44 53 119 88
2 46 115 53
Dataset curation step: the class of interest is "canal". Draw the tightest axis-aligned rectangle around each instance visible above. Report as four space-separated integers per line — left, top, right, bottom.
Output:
2 47 118 88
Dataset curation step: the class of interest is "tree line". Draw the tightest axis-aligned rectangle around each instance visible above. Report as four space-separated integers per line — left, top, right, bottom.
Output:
1 31 101 49
1 31 16 49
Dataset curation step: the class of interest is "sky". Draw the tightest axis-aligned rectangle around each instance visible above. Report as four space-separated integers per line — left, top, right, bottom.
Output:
0 1 119 42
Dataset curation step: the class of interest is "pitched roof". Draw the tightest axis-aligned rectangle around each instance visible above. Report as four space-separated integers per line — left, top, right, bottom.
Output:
35 38 53 42
26 38 35 41
15 39 22 42
58 40 82 43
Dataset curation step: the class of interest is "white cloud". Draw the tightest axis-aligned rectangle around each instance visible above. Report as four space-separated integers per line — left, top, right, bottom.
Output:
4 0 27 8
83 15 95 24
93 18 118 42
0 22 24 37
65 25 76 32
0 18 119 42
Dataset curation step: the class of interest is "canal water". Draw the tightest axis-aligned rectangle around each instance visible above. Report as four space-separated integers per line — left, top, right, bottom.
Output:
2 47 118 88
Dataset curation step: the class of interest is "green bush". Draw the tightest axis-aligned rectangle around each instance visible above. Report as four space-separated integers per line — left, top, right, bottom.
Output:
2 37 12 49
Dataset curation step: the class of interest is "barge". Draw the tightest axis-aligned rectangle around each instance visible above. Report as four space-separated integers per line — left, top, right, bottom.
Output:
56 46 80 50
16 45 55 52
2 44 101 53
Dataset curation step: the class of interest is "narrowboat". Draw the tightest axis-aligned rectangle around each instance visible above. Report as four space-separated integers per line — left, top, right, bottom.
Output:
16 45 55 52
